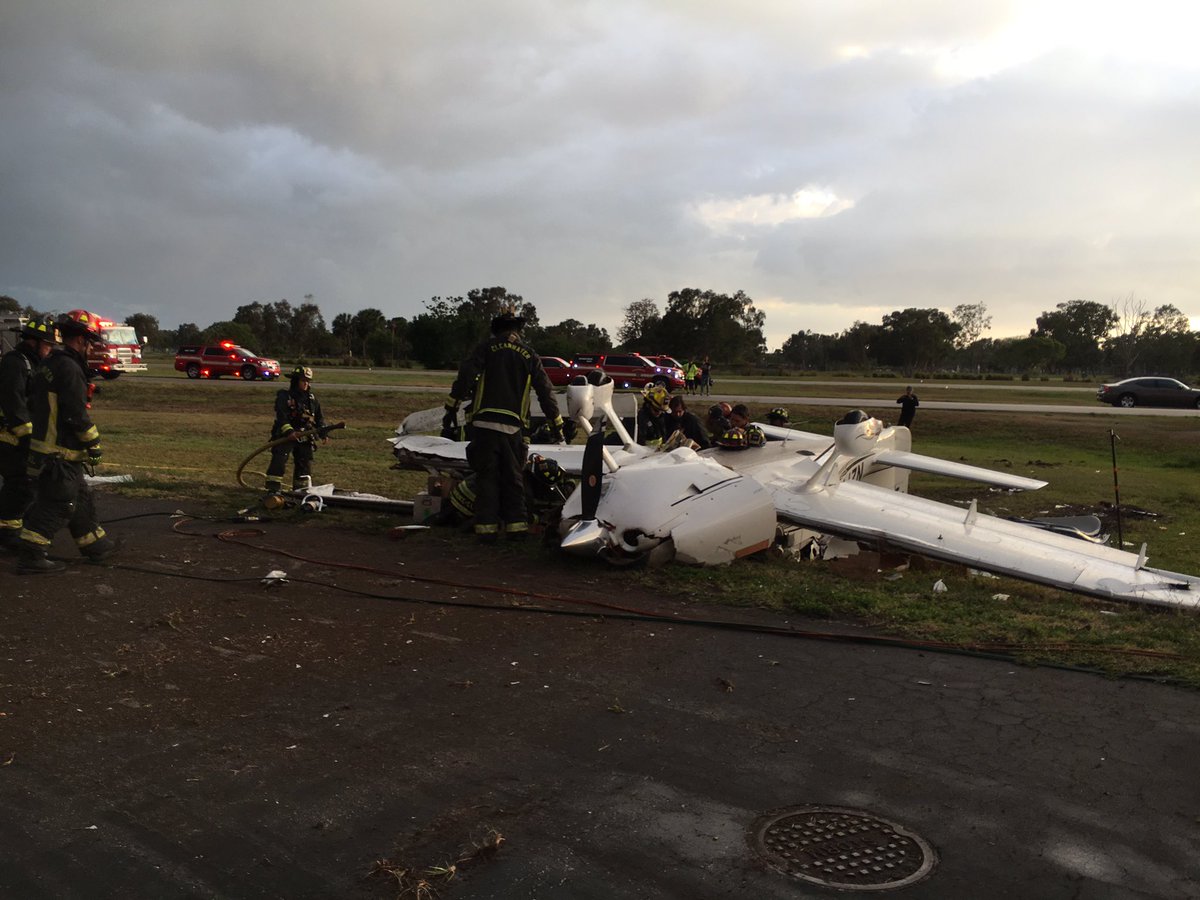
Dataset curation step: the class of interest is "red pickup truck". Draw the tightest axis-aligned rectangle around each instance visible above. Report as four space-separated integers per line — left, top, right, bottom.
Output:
175 342 282 380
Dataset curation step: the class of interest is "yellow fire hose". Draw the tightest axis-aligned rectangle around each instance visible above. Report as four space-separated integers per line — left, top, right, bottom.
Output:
236 422 346 489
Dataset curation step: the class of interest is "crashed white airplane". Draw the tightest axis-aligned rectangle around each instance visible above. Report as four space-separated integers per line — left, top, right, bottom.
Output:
391 372 1200 610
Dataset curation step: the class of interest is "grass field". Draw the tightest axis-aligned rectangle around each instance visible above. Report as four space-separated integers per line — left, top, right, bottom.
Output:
92 373 1200 686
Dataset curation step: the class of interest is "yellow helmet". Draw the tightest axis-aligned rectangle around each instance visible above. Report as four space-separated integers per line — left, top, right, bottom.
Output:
19 317 60 344
291 365 313 382
641 383 670 412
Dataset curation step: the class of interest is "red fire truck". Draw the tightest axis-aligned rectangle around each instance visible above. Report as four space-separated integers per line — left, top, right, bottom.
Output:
70 310 148 380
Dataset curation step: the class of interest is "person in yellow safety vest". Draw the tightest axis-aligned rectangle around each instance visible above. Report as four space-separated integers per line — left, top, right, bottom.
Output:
444 310 563 543
17 310 116 573
685 360 699 394
0 317 60 549
636 383 672 447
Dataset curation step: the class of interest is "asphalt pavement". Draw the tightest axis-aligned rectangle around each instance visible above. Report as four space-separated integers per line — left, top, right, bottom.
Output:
1 496 1197 898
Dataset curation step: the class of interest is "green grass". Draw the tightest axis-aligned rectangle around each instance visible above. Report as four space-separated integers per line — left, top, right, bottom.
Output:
90 375 1200 686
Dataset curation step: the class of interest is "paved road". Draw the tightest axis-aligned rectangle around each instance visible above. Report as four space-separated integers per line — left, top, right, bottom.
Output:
130 374 1199 417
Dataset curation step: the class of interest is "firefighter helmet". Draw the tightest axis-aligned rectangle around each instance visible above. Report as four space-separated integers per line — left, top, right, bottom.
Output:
58 309 104 343
715 427 749 450
641 383 670 412
290 365 314 382
490 308 526 334
525 454 567 488
767 406 789 424
19 317 60 344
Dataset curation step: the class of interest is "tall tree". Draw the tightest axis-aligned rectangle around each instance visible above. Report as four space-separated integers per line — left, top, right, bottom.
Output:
1138 304 1196 376
528 318 611 358
655 288 766 363
331 313 354 356
951 303 991 350
1035 300 1116 373
617 298 660 347
408 287 537 369
992 334 1066 373
1104 294 1150 377
874 308 960 373
351 308 387 357
291 295 326 358
833 321 880 370
780 329 835 370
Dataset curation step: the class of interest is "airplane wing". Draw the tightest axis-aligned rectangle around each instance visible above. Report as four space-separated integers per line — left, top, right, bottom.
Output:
757 422 836 450
770 478 1200 609
871 449 1048 491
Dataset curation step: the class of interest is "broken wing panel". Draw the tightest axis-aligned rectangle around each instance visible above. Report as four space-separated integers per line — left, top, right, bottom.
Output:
772 480 1200 609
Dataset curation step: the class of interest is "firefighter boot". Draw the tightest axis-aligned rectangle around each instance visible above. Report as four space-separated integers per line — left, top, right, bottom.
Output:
0 528 22 553
81 536 120 564
17 543 66 574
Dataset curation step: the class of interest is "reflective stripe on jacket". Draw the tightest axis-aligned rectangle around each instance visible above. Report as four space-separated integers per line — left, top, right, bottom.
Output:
0 344 37 446
27 348 99 461
450 332 559 431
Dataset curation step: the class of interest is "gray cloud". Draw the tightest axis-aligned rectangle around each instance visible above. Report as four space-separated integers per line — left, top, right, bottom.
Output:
2 1 1197 347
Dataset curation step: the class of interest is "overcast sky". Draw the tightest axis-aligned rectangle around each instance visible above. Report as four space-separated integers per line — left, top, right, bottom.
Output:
2 1 1198 349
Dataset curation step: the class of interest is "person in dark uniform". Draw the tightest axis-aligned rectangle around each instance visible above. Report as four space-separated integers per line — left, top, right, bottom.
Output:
265 366 328 494
444 310 563 542
636 383 672 448
0 317 59 549
17 311 115 573
705 404 730 442
896 386 919 428
667 394 710 449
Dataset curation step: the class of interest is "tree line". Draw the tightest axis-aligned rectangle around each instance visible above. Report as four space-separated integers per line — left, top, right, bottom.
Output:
3 290 1196 378
773 299 1197 378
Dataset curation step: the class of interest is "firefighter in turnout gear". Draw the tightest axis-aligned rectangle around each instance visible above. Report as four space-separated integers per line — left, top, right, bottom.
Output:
265 366 328 494
429 455 574 536
17 311 116 573
636 383 672 447
444 310 563 542
1 317 60 549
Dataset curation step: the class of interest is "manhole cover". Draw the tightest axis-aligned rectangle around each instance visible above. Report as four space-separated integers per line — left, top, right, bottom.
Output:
748 805 937 891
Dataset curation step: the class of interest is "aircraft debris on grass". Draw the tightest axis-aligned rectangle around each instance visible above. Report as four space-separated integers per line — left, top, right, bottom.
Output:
391 372 1200 610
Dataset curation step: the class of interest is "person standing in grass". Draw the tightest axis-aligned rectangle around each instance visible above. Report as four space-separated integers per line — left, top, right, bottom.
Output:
896 386 919 428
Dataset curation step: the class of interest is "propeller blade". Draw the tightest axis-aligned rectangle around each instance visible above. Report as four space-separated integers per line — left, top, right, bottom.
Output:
580 431 605 519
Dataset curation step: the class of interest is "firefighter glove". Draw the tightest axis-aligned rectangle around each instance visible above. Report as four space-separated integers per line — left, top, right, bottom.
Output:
547 416 565 444
441 410 458 436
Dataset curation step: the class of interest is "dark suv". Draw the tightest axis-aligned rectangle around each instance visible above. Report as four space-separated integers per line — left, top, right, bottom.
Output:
571 353 685 391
